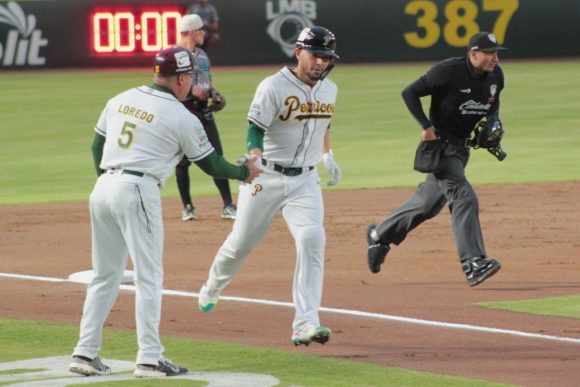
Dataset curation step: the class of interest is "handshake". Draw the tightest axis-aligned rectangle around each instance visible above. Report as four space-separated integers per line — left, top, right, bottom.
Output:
235 154 262 184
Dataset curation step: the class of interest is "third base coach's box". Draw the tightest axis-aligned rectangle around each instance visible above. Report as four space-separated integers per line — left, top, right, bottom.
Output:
1 0 578 69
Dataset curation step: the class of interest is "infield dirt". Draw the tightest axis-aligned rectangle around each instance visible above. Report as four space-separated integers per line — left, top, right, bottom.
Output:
1 181 579 386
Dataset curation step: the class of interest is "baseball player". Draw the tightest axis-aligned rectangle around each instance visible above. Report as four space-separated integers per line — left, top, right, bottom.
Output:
198 26 341 346
176 14 236 222
69 46 261 378
367 32 505 286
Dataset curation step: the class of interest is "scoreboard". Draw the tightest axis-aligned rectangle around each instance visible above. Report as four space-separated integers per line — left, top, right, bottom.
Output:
90 7 182 54
0 1 192 68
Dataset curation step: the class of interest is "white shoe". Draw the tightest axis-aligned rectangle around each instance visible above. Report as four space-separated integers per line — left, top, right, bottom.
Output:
198 283 220 312
134 356 188 378
291 326 332 346
221 204 237 220
182 204 197 221
69 355 111 376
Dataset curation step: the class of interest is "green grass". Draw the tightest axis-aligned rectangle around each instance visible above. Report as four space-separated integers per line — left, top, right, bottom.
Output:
478 295 580 319
1 61 578 205
0 318 508 386
1 63 573 385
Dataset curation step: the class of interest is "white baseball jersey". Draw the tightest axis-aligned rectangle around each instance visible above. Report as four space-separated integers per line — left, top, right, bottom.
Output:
96 85 213 187
248 67 337 167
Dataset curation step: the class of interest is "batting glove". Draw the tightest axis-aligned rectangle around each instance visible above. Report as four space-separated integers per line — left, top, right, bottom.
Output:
322 150 341 186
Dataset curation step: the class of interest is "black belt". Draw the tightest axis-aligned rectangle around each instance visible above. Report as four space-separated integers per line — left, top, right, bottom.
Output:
441 135 472 147
122 169 144 177
261 159 314 177
105 169 144 177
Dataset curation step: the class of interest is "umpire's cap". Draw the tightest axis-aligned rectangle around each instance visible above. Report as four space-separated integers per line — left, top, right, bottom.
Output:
296 26 339 59
153 46 194 76
468 32 507 52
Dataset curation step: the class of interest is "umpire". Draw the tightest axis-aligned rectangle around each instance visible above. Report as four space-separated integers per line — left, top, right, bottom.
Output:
366 32 505 287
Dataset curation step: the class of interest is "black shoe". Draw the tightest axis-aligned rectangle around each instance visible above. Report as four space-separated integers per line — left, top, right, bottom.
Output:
367 224 390 273
463 257 501 287
134 357 188 378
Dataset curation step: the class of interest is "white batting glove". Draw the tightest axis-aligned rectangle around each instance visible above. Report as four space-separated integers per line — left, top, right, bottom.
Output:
322 150 341 187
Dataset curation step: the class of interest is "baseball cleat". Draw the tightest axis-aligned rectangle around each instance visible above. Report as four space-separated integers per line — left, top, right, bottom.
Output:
221 204 237 220
292 326 332 346
367 224 390 273
198 283 220 312
463 257 501 287
182 204 197 221
69 355 111 376
134 356 188 378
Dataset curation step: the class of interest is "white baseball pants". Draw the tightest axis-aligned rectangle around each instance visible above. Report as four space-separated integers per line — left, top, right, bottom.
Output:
206 167 326 333
73 171 165 365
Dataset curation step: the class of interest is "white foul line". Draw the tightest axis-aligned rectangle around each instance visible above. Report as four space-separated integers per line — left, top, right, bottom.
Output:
2 272 580 346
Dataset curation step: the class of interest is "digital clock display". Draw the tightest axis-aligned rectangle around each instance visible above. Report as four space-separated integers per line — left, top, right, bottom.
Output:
90 7 184 55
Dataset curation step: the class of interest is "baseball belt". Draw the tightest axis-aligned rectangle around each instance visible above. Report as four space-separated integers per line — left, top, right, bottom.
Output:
105 169 144 177
261 159 314 177
105 169 161 187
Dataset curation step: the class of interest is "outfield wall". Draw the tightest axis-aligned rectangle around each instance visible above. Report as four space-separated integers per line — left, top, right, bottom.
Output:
1 0 579 69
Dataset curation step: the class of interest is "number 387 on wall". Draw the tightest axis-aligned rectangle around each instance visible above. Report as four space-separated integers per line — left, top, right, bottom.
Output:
404 0 519 48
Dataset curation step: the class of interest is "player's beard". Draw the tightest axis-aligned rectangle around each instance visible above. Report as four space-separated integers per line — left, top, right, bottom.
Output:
307 72 322 82
294 60 328 85
306 66 325 82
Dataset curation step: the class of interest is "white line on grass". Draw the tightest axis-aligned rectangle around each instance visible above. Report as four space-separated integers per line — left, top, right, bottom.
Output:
2 272 580 346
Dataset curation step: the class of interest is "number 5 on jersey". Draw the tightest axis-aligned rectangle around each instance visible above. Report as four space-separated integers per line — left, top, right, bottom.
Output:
118 121 137 149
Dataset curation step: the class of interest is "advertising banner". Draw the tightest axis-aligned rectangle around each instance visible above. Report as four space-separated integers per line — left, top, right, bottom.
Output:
1 0 578 68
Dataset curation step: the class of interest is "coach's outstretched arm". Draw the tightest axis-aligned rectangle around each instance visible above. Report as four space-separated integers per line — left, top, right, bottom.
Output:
194 151 261 184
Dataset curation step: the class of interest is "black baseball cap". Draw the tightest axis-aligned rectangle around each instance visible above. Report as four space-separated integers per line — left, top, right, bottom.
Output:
467 32 507 52
153 46 194 76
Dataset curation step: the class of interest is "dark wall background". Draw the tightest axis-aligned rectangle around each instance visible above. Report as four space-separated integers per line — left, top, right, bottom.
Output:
1 0 579 69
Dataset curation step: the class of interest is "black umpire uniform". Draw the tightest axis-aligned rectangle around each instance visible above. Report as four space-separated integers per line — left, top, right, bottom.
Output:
367 32 505 287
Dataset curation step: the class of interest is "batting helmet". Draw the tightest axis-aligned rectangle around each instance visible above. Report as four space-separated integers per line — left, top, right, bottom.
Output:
296 26 339 59
153 46 194 76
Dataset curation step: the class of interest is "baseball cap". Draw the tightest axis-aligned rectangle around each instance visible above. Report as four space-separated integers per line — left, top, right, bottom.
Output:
468 32 507 52
153 46 194 76
179 14 203 32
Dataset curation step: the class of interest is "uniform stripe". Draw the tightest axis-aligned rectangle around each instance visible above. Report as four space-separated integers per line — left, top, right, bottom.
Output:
187 146 214 162
279 68 312 167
